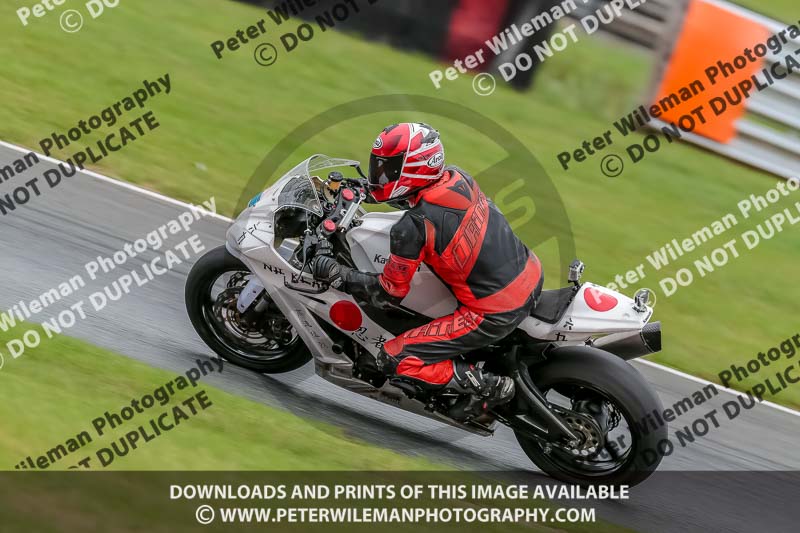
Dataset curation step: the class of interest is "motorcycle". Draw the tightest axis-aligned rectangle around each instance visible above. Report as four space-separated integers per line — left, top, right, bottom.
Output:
185 154 667 486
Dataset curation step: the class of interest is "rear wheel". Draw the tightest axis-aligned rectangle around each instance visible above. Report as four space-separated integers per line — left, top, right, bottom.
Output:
185 246 311 373
515 346 667 487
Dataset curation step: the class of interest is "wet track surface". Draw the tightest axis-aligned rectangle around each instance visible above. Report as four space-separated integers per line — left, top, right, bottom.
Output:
1 144 798 531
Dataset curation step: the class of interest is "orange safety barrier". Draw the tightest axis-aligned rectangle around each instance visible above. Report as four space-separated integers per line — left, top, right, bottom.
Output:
652 0 771 143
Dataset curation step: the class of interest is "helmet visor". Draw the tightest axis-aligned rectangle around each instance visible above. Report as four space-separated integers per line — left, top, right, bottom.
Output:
368 153 405 189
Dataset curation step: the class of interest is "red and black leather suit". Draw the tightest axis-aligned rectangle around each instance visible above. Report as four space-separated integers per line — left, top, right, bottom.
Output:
341 166 543 385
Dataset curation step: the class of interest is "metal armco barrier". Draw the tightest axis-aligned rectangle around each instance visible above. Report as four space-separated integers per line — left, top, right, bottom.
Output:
571 0 683 49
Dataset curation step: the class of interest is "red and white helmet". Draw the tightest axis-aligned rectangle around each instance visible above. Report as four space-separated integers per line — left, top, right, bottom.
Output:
367 123 445 203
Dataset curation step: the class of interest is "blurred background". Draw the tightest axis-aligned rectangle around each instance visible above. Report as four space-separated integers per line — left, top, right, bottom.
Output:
239 0 799 176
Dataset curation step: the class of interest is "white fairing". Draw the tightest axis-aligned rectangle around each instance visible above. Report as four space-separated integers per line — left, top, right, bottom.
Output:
217 155 657 435
224 155 655 372
346 212 457 318
519 283 653 342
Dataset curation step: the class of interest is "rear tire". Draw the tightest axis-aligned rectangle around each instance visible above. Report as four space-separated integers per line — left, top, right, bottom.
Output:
185 246 311 373
515 346 667 487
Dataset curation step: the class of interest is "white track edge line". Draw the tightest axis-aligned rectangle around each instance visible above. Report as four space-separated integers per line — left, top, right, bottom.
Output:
635 359 800 417
2 140 799 418
0 140 234 223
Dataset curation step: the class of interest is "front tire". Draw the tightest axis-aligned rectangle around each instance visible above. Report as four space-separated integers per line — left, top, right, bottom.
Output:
185 246 311 373
515 346 667 487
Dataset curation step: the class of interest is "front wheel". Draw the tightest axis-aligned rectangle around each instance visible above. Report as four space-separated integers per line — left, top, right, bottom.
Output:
185 246 311 373
515 346 668 487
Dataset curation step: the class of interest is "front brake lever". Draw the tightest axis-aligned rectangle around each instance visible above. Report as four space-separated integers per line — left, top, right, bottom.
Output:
283 231 329 294
283 260 328 294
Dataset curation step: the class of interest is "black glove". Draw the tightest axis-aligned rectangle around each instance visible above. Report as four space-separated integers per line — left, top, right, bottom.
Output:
311 255 348 290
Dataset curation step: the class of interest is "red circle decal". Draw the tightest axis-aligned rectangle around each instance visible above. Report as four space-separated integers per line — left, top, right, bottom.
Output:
584 287 618 312
329 301 362 331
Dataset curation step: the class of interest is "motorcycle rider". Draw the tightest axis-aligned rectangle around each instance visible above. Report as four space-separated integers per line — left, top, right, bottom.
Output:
312 123 543 419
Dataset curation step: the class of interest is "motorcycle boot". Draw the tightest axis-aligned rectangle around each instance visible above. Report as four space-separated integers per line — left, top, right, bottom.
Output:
445 360 515 421
377 350 515 421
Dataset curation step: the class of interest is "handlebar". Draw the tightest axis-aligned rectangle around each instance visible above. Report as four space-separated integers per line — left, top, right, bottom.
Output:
284 180 364 295
318 178 366 235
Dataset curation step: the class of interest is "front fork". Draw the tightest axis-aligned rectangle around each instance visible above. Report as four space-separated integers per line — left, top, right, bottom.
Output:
236 277 268 314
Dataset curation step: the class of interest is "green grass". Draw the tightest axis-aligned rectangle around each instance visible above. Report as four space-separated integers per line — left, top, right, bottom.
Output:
0 324 631 533
735 0 797 21
2 0 799 410
0 322 441 471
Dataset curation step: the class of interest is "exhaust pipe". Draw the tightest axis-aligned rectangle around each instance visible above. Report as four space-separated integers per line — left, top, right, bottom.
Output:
592 322 662 360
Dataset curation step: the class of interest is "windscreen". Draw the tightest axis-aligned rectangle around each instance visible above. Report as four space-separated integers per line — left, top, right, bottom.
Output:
272 155 361 218
276 175 323 216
